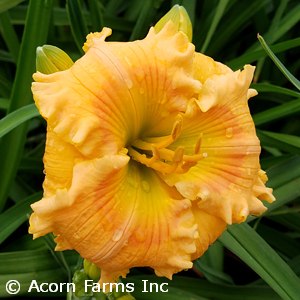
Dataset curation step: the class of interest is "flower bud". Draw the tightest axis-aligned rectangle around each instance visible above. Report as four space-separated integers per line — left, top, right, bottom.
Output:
154 5 192 41
72 269 92 297
36 45 74 74
84 258 101 281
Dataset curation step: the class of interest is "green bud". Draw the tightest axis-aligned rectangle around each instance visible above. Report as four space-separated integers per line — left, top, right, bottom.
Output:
83 258 92 273
89 263 101 280
72 269 92 297
84 258 101 281
154 5 193 41
36 45 74 74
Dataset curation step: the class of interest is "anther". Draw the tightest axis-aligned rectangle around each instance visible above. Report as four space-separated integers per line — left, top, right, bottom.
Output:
171 115 183 141
194 133 202 154
173 147 184 163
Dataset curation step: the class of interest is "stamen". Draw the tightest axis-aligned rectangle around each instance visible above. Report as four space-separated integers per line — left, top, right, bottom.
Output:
194 133 202 154
182 161 197 171
128 115 204 174
128 147 180 174
137 114 183 149
171 115 183 141
155 148 204 163
173 147 184 163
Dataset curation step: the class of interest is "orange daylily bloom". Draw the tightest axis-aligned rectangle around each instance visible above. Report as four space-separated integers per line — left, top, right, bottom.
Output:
29 20 274 284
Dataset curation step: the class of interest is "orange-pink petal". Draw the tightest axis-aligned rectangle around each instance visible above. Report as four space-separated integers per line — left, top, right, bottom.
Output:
164 64 274 224
31 24 200 159
29 155 198 283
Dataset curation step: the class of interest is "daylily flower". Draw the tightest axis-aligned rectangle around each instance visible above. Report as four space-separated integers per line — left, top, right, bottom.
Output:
29 6 274 284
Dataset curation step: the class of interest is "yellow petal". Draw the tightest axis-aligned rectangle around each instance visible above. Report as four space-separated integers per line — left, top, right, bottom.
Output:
191 203 227 260
193 52 232 84
163 63 274 224
83 27 112 52
42 127 83 197
29 154 198 284
32 24 200 158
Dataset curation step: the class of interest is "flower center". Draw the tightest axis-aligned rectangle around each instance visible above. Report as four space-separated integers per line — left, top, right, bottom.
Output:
128 114 203 174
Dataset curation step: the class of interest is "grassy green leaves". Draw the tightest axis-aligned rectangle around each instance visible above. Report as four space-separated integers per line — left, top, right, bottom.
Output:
0 104 39 138
0 0 53 211
258 34 300 91
0 0 25 14
0 192 41 244
219 224 300 300
66 0 89 53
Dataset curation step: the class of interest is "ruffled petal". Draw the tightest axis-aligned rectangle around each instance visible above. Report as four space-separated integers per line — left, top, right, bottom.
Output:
31 24 200 158
163 64 274 224
190 203 227 260
42 127 83 197
192 52 231 84
29 154 198 284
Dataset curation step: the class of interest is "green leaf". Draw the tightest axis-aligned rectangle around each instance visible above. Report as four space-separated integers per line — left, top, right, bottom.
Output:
194 258 233 285
66 0 89 53
200 241 224 271
0 192 41 245
19 157 43 172
0 104 39 138
0 71 12 98
256 223 300 258
200 0 229 52
219 223 300 300
0 98 8 110
251 83 300 98
0 0 25 13
268 0 289 36
42 234 72 282
0 249 77 297
9 6 134 32
289 255 300 276
258 130 300 154
261 156 300 213
128 276 280 300
258 34 300 91
266 156 300 188
130 0 157 41
87 0 104 32
0 11 20 62
228 37 300 70
106 0 126 15
253 98 300 126
206 0 270 56
266 3 300 44
0 49 13 63
246 3 300 54
268 179 300 212
0 0 53 211
269 214 300 232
